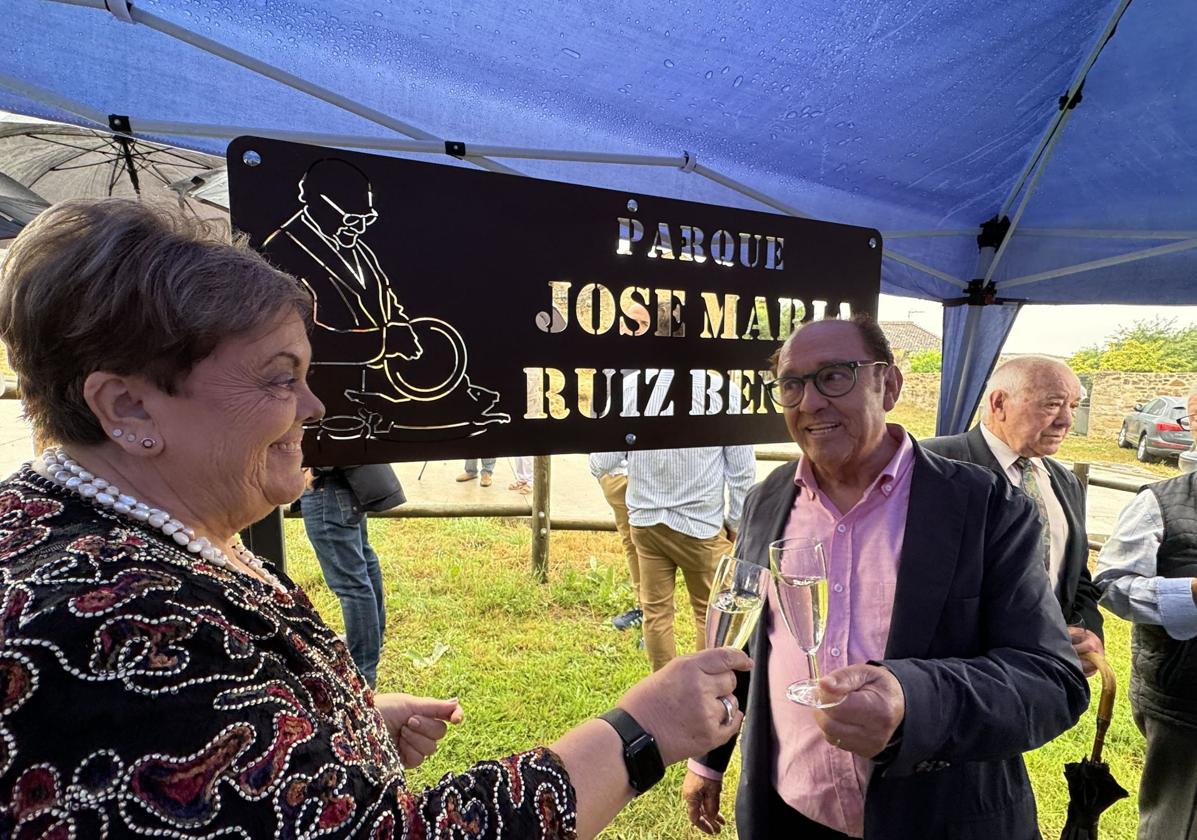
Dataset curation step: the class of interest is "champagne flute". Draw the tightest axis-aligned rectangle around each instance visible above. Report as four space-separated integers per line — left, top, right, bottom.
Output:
705 554 770 650
769 537 841 708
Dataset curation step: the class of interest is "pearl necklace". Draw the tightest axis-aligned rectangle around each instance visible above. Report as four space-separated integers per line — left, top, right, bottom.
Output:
37 447 285 592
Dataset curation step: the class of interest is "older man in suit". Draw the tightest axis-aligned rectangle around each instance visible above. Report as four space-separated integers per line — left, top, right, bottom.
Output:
922 357 1104 675
681 316 1086 839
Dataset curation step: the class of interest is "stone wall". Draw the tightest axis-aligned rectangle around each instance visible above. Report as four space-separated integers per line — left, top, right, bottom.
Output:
894 370 1197 439
899 373 941 413
1088 371 1197 437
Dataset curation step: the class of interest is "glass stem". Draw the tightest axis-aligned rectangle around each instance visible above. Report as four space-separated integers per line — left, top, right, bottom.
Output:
806 651 820 683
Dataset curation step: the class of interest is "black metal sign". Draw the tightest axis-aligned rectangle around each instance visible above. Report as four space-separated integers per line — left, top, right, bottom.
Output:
227 137 881 466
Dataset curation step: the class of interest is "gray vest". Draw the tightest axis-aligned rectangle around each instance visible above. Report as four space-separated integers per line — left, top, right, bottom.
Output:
1134 473 1197 724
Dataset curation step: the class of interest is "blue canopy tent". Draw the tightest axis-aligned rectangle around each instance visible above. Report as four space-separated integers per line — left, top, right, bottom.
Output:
3 0 1195 433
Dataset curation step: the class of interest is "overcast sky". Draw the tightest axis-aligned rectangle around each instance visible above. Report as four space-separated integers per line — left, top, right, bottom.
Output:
878 295 1197 358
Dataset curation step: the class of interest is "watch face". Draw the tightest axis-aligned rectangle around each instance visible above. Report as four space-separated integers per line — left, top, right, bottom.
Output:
625 733 665 792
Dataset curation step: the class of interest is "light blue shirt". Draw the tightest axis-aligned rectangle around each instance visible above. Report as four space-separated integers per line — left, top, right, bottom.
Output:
1094 489 1197 640
591 446 756 539
588 452 627 478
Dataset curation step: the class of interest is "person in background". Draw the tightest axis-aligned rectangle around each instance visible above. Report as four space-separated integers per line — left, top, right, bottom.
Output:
922 356 1104 674
0 198 752 840
302 463 404 687
509 455 533 495
1095 470 1197 840
593 446 755 671
683 316 1087 839
457 456 496 487
590 451 644 631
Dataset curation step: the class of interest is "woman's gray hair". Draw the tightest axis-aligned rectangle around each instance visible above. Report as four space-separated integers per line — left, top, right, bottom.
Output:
0 199 312 445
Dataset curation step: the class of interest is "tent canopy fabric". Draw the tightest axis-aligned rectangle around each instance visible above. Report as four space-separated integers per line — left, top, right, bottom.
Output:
3 0 1195 431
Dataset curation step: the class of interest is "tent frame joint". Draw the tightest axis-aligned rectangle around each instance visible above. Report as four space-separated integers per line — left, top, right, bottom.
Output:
444 140 466 159
103 0 134 24
679 150 697 173
965 279 998 306
1058 83 1085 111
976 215 1011 251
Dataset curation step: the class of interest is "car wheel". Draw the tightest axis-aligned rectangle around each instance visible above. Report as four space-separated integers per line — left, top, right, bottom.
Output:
1118 423 1131 448
1137 434 1153 463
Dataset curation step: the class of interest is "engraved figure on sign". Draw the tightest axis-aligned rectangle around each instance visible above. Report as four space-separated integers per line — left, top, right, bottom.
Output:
262 158 508 441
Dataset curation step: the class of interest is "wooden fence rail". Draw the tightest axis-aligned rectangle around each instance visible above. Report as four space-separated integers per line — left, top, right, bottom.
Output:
2 381 1157 571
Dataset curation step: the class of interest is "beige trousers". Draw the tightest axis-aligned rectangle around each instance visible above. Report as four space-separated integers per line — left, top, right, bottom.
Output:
598 474 640 603
631 523 732 672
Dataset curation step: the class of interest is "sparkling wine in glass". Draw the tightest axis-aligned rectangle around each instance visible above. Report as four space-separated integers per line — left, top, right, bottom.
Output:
705 554 770 650
770 537 841 708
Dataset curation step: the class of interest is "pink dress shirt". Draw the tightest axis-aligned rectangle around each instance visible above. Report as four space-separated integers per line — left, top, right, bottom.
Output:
770 425 913 837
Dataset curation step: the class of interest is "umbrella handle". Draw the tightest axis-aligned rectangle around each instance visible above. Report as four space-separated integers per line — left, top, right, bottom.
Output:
1082 650 1116 763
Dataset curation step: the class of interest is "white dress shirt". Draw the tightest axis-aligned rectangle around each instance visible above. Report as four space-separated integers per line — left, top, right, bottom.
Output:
980 424 1069 591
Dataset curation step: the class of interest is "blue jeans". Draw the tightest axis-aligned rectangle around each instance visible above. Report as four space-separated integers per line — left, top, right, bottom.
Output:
301 473 386 687
463 458 497 475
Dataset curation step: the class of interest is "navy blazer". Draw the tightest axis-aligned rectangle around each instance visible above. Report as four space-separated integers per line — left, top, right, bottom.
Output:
696 439 1088 840
921 426 1103 638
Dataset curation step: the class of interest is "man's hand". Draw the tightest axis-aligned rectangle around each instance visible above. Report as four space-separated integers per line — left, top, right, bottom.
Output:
682 770 725 835
814 664 905 759
1069 626 1104 678
375 693 464 768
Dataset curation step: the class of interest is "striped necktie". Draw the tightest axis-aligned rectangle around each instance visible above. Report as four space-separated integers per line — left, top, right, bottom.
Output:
1015 456 1051 573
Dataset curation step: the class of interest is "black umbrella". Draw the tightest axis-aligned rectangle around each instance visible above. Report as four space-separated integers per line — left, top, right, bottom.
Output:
1060 651 1129 840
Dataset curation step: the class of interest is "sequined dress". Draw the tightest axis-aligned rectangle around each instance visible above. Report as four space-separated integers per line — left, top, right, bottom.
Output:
0 467 577 838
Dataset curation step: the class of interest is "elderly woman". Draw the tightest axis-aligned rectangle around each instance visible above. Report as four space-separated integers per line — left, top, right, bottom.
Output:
0 200 749 839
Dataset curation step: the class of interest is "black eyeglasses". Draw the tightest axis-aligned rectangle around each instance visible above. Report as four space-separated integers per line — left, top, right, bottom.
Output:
766 360 889 408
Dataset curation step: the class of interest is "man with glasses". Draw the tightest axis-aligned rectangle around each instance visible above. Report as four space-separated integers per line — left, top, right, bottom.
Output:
264 157 422 368
923 357 1104 676
682 315 1086 839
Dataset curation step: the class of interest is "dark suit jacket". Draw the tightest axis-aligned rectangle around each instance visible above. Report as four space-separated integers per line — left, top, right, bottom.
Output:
921 426 1103 639
696 440 1088 840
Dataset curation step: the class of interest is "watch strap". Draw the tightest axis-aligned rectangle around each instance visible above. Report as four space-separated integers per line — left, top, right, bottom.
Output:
598 708 665 794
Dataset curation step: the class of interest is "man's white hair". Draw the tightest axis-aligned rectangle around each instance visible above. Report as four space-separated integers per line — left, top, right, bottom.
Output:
981 356 1076 420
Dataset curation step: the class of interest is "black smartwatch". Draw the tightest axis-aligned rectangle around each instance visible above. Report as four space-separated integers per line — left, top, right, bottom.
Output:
599 708 665 794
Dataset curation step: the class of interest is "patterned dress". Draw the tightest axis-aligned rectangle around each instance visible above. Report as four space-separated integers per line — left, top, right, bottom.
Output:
0 467 577 838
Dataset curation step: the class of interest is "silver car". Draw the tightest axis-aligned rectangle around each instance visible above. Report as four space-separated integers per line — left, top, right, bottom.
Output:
1118 395 1194 462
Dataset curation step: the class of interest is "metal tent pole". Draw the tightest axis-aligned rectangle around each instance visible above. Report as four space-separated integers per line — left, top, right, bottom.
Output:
0 71 108 127
1014 228 1197 240
983 107 1077 284
1000 238 1197 290
996 0 1134 219
47 0 521 175
884 250 969 289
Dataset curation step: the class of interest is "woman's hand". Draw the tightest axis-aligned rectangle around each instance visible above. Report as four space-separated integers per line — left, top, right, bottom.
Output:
375 692 465 768
617 647 752 765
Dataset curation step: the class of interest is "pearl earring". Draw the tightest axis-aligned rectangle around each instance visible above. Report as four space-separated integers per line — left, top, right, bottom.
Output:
141 438 155 449
112 428 123 438
124 433 136 443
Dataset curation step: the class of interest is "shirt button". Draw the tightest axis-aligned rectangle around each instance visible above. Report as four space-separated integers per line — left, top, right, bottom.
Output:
830 647 841 657
833 583 844 593
836 524 846 534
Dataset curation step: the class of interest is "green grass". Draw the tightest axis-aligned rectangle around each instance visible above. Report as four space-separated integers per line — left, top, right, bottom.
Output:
286 519 1144 839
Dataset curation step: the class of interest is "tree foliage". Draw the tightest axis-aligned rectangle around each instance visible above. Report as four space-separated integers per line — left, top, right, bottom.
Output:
908 349 942 373
1067 317 1197 372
